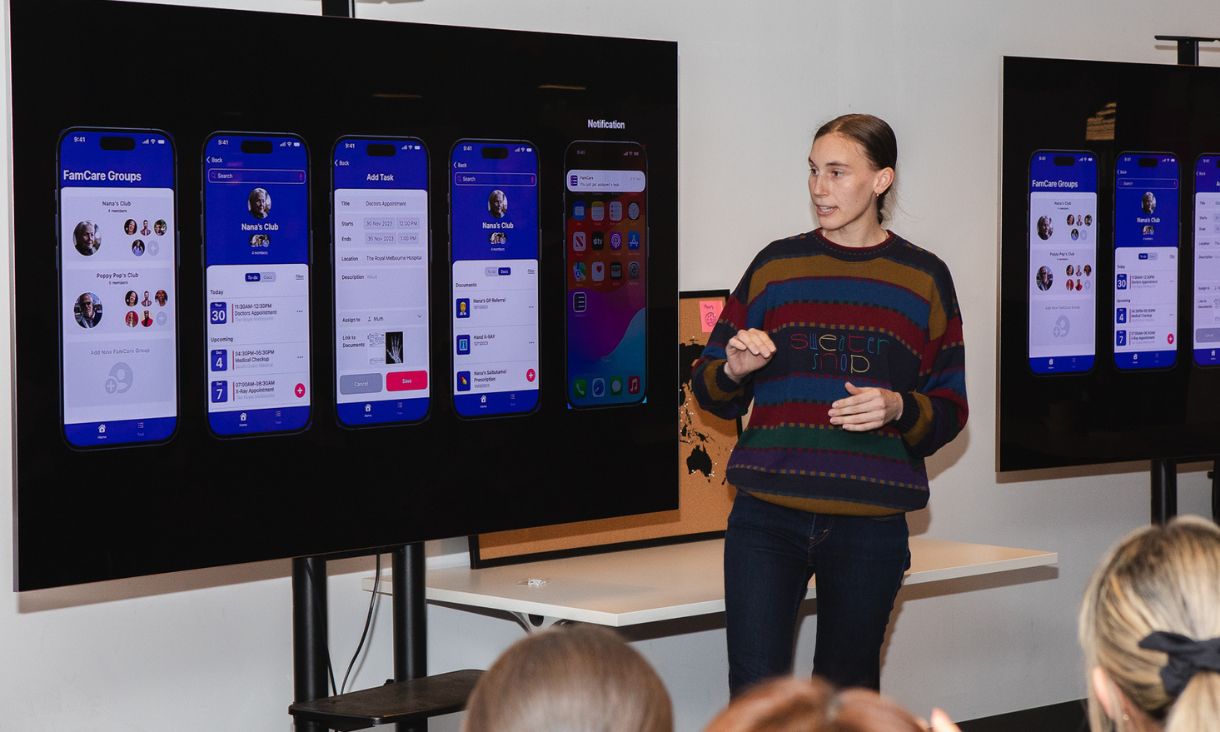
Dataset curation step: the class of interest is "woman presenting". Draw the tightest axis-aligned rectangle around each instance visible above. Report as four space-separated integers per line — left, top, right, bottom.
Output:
693 114 968 695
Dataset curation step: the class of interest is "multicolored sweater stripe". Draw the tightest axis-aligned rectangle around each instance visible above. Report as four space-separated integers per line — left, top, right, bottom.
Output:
692 229 968 514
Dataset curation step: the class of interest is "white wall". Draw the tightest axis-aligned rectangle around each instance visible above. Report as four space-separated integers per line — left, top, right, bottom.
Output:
4 1 1219 730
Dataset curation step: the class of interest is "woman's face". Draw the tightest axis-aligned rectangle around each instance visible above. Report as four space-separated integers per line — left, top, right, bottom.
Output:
807 133 891 234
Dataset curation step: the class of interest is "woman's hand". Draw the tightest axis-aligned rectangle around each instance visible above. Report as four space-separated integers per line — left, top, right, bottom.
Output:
828 382 903 431
724 329 776 383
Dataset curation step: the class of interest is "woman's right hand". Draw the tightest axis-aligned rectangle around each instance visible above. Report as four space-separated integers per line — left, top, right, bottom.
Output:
724 328 776 383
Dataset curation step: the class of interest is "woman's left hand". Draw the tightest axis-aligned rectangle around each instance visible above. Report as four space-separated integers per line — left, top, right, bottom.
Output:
828 382 903 431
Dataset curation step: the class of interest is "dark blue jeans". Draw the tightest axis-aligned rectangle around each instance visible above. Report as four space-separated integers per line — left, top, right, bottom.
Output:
724 491 911 696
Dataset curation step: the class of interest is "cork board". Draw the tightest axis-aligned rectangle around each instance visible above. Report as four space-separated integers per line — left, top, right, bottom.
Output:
469 290 739 567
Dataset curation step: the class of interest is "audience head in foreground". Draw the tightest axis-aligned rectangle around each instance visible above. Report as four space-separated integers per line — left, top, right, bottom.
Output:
462 624 672 732
1080 516 1220 732
704 676 958 732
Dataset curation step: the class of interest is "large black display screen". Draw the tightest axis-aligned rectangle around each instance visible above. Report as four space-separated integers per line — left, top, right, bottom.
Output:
1000 57 1220 471
12 1 678 589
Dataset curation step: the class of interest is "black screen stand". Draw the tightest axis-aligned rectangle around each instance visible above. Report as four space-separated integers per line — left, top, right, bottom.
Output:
288 544 482 731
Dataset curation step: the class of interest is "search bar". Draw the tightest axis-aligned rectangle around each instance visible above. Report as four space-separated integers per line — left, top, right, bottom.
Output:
452 172 537 187
207 168 307 184
1117 178 1178 189
566 169 645 193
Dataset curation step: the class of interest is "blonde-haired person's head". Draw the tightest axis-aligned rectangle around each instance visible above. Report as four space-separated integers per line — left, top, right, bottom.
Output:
1079 516 1220 732
704 676 925 732
462 624 672 732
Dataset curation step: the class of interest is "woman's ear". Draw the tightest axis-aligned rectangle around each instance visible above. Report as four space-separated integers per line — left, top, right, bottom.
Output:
873 167 894 196
1091 666 1122 721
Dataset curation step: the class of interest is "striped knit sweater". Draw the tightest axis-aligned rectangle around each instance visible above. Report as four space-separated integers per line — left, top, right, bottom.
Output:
692 229 968 515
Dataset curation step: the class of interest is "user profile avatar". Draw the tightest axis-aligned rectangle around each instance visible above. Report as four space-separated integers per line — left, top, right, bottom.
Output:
1065 263 1074 276
131 239 145 256
1141 191 1156 215
73 220 101 256
74 292 102 328
1071 228 1079 241
141 309 153 328
248 187 272 219
488 189 508 219
155 289 167 307
1066 214 1075 226
140 219 151 236
124 310 139 328
489 231 507 245
1036 265 1054 291
1084 214 1093 226
125 290 138 307
1142 224 1155 236
1075 265 1082 277
1084 264 1092 276
1075 279 1083 291
154 219 167 236
1036 215 1053 241
123 219 137 236
141 290 152 307
1065 278 1074 292
249 233 270 248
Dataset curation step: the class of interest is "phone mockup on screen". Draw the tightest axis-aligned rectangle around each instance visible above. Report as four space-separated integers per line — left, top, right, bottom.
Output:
1193 155 1220 366
1113 152 1179 371
1027 150 1097 374
203 132 311 436
564 140 647 407
58 128 178 447
332 137 430 427
449 140 539 418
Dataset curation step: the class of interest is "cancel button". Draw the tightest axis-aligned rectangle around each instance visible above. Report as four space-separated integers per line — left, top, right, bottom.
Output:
340 373 382 395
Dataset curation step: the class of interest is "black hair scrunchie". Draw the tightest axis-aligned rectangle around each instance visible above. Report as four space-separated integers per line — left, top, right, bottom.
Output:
1138 631 1220 697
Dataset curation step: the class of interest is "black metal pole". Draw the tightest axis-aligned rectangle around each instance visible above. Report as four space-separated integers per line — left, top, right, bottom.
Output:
321 0 355 18
1211 465 1219 524
394 543 428 731
292 557 330 732
1151 459 1178 525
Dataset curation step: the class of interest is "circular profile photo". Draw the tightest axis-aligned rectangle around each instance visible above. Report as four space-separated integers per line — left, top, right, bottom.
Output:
131 239 145 256
141 219 151 236
141 290 152 308
248 187 272 219
249 233 270 248
1142 224 1155 236
1141 191 1157 215
125 290 138 307
73 220 101 256
1036 265 1054 292
1066 214 1075 226
74 292 102 328
1075 279 1083 291
1071 228 1080 241
141 309 153 328
1084 214 1093 226
1075 265 1082 277
1065 278 1074 292
156 311 167 326
155 289 168 307
123 219 137 236
1066 263 1074 276
124 311 139 328
488 189 508 219
154 219 167 236
1084 264 1092 276
1036 215 1053 241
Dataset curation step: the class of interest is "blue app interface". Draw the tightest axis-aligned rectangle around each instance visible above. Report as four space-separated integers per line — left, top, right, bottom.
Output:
450 141 539 417
1193 155 1220 366
1114 153 1178 370
333 137 430 427
59 129 178 447
204 133 310 436
1027 151 1097 374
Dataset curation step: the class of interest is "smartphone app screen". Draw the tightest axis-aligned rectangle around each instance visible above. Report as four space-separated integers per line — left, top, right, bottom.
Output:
203 133 310 436
449 141 539 418
1114 153 1178 370
59 129 178 447
1193 155 1220 366
333 137 430 426
565 141 647 407
1027 151 1097 374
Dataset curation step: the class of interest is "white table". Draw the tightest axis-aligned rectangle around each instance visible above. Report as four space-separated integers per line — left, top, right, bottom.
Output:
365 537 1057 631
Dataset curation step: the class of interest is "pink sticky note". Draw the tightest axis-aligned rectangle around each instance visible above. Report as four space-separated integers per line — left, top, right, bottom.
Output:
699 300 724 333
